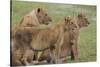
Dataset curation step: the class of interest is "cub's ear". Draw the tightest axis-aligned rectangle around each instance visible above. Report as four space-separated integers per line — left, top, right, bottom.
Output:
77 13 85 18
37 8 41 13
65 16 72 22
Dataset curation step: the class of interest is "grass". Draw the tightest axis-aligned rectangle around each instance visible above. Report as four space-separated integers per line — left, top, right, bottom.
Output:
11 1 96 63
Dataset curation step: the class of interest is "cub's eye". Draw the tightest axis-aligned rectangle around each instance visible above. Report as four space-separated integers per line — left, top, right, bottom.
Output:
71 22 73 24
71 28 74 30
45 14 47 16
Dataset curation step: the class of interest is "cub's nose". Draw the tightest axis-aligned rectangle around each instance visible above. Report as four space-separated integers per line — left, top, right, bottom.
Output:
46 23 49 25
88 22 90 24
49 19 52 22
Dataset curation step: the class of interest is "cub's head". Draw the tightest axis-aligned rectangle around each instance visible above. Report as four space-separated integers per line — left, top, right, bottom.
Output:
64 16 78 31
77 13 90 28
36 8 52 25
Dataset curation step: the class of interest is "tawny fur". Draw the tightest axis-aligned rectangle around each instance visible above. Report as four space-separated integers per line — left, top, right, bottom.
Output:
11 17 72 65
11 8 52 66
11 8 52 39
38 13 90 63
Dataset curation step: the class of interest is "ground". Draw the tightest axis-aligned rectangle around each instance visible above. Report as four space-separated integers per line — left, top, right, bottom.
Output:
11 1 96 63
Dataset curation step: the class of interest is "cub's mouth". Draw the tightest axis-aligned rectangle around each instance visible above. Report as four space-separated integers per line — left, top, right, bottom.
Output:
46 21 52 25
85 23 89 27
